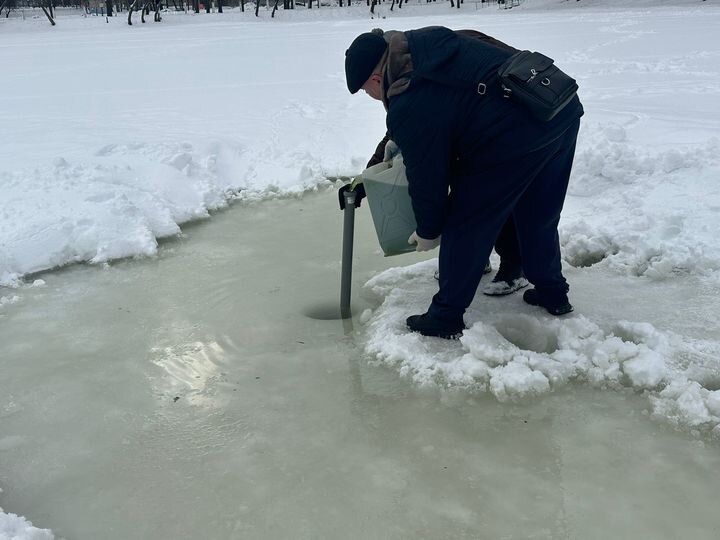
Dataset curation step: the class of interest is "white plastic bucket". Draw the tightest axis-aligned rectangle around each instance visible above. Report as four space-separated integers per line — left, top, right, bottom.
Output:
362 156 417 257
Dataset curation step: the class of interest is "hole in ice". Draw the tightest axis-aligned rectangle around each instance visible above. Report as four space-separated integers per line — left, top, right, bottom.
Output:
303 301 356 320
493 316 559 355
564 248 616 268
562 233 619 269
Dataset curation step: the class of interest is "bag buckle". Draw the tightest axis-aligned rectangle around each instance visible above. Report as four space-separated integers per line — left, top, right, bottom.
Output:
477 83 487 95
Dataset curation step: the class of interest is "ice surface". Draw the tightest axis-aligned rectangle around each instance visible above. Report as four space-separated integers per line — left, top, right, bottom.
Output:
2 194 720 540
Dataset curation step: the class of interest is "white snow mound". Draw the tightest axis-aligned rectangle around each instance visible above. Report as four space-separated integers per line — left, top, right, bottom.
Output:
0 508 54 540
362 259 720 434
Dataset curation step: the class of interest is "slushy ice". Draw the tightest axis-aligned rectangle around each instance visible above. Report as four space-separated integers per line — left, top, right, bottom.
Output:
361 157 417 257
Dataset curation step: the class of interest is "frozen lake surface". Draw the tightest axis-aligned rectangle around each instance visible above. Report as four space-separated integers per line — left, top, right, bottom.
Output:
2 194 720 539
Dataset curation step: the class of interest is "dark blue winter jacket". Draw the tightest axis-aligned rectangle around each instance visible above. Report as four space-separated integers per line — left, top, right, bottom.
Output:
384 27 584 239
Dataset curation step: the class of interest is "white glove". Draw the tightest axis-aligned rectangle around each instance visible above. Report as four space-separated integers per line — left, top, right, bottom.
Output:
408 231 440 252
383 140 400 162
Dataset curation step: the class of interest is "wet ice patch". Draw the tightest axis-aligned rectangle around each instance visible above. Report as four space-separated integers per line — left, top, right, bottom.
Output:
563 126 720 281
362 260 720 435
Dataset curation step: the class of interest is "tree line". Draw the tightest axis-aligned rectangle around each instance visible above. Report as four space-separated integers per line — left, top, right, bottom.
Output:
0 0 515 25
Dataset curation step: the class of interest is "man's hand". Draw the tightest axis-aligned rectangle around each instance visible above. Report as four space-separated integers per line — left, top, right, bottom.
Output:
383 140 400 162
408 231 440 252
338 183 366 210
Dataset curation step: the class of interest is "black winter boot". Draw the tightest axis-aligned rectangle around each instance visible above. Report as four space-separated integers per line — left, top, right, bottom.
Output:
523 288 573 316
406 313 465 339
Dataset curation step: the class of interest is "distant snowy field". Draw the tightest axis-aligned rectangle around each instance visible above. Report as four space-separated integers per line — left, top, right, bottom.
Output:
1 1 719 536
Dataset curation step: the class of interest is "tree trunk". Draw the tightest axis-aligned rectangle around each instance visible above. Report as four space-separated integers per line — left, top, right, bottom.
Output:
41 3 56 24
217 0 222 12
254 0 259 15
271 0 278 16
192 0 199 13
127 0 137 24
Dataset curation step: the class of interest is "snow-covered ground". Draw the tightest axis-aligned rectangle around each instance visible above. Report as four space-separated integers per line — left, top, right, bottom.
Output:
1 0 720 537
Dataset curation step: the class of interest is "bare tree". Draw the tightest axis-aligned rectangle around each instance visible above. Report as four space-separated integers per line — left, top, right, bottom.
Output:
41 0 56 24
127 0 138 24
140 0 153 21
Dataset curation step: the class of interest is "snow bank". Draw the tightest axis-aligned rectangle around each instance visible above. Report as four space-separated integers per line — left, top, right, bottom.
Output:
2 122 717 290
562 126 720 281
361 259 720 435
0 139 332 287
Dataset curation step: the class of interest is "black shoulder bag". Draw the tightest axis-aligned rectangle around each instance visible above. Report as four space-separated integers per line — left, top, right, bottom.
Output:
414 49 578 122
497 50 579 122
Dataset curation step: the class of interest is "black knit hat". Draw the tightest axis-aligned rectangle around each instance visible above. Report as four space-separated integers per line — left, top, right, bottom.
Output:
345 32 387 94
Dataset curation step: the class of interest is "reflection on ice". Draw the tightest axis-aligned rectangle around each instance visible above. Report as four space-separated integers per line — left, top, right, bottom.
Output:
151 340 225 392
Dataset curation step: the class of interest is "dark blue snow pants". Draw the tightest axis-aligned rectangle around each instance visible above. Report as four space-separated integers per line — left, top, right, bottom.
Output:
428 119 581 323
